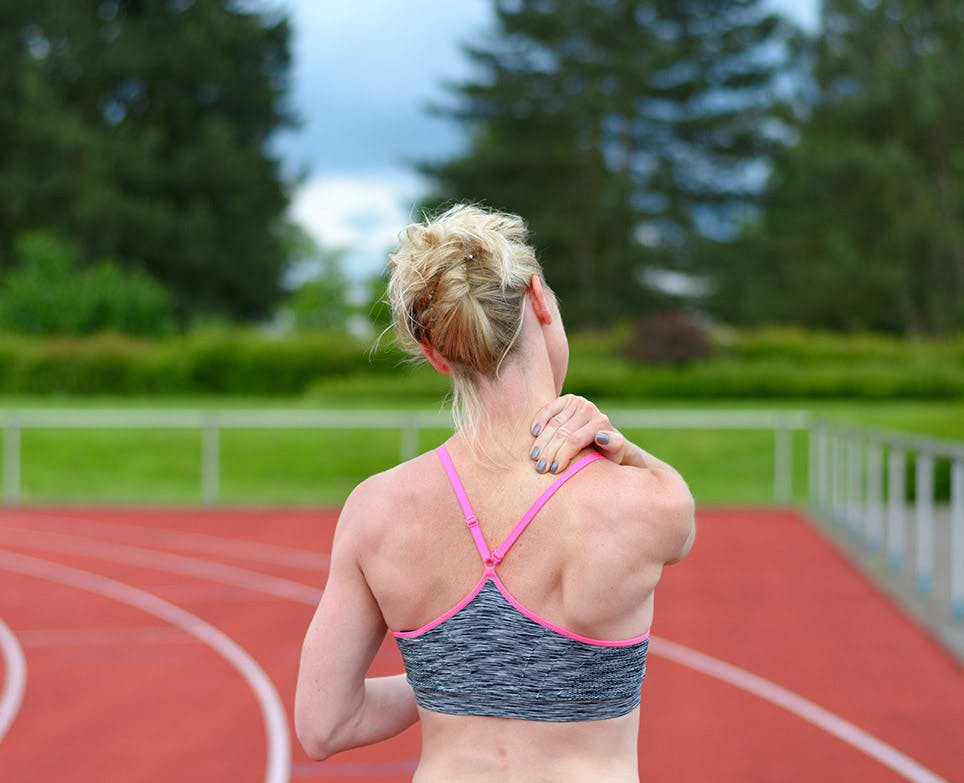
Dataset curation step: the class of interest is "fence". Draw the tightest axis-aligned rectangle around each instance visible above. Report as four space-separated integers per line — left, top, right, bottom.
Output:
808 416 964 622
1 407 961 623
0 408 809 507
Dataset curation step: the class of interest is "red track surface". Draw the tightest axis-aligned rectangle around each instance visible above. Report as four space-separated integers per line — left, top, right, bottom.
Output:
0 506 961 782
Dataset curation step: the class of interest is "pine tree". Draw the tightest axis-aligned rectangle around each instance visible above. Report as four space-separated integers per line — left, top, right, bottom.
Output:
708 0 964 335
421 0 798 327
0 0 295 323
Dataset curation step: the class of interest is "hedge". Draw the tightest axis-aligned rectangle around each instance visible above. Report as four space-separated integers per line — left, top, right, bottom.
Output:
0 327 960 399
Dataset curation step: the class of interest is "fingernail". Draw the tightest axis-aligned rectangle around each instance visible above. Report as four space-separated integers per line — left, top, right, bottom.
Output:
531 446 540 459
532 423 541 436
596 432 610 445
537 459 547 473
550 461 559 474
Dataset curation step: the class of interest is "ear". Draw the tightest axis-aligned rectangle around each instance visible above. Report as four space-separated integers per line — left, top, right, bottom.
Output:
419 343 451 375
528 275 553 325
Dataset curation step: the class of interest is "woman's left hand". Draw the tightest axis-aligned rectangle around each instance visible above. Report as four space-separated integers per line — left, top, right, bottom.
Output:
528 394 621 474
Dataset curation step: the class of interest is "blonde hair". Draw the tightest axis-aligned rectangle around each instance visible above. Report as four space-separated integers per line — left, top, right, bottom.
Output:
387 203 549 445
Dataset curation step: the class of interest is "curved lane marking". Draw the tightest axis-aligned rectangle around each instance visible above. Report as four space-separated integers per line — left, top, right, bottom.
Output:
0 551 290 783
0 527 322 605
0 511 328 570
650 637 948 783
0 617 27 744
1 520 948 782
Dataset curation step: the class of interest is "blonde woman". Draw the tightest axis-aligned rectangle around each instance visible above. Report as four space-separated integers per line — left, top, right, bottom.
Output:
295 204 696 782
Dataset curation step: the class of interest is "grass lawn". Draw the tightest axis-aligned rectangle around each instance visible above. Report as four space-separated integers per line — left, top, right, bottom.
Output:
1 396 961 507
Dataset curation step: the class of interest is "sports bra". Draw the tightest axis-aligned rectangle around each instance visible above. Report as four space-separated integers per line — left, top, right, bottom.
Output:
392 445 650 722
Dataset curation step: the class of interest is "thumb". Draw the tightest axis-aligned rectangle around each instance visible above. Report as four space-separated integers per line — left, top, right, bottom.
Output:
594 429 623 460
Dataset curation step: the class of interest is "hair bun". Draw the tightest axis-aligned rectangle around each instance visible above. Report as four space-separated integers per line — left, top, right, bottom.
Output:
386 203 553 444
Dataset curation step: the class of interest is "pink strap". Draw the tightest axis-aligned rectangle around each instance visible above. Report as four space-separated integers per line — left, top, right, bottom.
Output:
437 446 604 568
489 451 604 565
436 445 491 562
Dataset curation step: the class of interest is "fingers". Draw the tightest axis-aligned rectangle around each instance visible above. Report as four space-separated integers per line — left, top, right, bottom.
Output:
529 395 571 439
529 395 610 474
529 395 578 472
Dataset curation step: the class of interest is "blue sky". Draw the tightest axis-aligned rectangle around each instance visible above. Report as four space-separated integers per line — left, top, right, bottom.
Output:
272 0 819 284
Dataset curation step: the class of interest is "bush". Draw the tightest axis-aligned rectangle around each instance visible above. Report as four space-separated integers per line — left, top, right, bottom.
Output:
0 326 957 399
0 232 176 336
622 309 717 365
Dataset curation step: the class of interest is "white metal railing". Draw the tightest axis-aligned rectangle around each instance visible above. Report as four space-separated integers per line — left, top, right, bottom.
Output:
808 417 964 622
0 408 809 508
2 407 961 623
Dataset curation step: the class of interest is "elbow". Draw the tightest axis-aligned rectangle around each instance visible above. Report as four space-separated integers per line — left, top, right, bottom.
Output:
296 721 340 762
295 704 348 762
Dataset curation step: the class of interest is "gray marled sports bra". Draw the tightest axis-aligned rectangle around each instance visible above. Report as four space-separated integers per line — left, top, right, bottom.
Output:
392 445 650 722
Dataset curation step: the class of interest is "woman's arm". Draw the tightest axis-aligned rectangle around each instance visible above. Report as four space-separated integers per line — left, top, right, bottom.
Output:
294 485 418 761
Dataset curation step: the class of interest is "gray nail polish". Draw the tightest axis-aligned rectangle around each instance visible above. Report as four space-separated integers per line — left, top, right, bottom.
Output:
550 461 559 474
537 459 547 473
596 432 610 445
532 423 541 436
531 446 540 459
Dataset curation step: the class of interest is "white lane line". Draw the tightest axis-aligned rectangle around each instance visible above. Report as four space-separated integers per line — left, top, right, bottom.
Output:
2 522 946 782
0 526 322 605
17 626 194 648
0 617 27 744
0 551 290 783
650 637 949 783
0 511 329 570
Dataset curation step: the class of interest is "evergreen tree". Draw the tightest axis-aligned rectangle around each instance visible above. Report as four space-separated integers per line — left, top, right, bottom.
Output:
708 0 964 335
0 0 295 323
421 0 797 326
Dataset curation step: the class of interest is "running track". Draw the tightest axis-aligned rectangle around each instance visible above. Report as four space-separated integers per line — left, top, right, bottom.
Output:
0 507 961 782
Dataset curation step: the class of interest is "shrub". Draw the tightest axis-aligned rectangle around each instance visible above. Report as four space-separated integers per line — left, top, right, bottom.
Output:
622 309 717 365
0 232 176 336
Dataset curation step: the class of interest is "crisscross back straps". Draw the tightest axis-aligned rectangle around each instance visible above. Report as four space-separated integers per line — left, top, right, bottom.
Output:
489 451 604 565
436 445 492 563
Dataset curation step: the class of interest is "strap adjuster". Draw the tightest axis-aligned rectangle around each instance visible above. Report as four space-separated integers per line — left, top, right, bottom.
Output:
466 515 479 528
488 549 504 566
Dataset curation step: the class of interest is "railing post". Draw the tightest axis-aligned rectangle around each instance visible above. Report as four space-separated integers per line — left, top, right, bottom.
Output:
774 423 792 506
817 426 830 512
401 416 419 462
915 453 934 595
202 416 220 506
3 416 20 506
951 457 963 622
887 448 906 571
865 440 884 552
846 435 863 538
831 429 845 524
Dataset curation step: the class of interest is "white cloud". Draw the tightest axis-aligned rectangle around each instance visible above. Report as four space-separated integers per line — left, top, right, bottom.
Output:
289 172 425 281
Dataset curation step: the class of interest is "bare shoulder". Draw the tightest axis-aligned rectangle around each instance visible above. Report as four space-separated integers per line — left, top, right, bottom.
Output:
335 450 441 547
578 455 696 565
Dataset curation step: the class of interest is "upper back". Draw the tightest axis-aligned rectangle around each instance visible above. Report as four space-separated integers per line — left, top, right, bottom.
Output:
358 440 666 647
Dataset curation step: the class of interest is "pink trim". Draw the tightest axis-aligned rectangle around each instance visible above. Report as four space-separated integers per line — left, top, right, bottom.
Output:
491 452 604 562
491 574 651 648
393 572 651 647
392 572 490 638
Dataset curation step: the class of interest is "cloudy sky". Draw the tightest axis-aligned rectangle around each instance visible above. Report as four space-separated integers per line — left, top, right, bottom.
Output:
272 1 819 285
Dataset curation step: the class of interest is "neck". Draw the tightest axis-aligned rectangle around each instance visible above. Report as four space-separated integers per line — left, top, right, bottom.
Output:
457 354 558 467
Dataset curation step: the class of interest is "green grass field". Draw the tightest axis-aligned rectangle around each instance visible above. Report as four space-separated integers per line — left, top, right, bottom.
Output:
1 396 961 507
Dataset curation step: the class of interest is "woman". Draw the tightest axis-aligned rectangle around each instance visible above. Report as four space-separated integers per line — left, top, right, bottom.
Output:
295 204 696 782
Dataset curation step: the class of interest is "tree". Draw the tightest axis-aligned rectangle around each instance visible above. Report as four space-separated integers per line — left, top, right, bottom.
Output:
707 0 964 335
279 223 354 333
0 0 295 323
420 0 798 327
